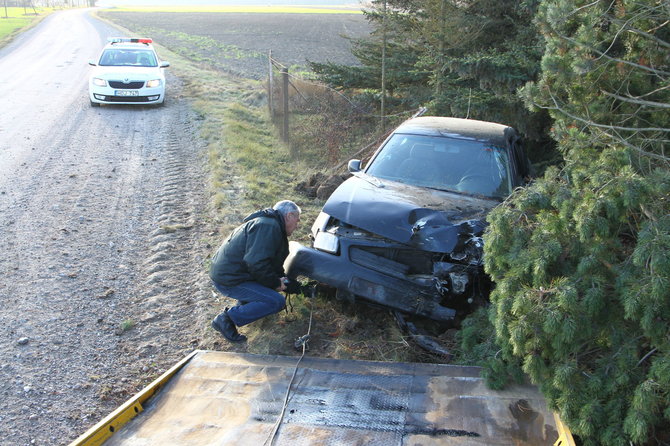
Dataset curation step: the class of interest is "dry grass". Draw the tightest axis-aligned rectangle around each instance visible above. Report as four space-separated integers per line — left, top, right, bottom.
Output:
97 11 446 365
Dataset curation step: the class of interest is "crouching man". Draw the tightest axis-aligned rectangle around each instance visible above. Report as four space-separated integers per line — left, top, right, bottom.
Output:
209 200 301 342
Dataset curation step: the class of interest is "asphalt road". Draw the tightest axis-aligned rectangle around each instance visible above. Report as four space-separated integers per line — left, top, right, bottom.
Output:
0 9 210 445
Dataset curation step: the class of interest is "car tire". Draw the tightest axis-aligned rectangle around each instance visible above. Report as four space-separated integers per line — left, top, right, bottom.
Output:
90 101 100 107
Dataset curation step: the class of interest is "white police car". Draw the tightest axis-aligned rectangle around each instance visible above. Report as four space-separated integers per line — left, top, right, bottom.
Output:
88 37 169 107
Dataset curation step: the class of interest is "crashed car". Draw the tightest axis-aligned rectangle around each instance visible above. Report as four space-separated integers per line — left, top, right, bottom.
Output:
285 116 531 324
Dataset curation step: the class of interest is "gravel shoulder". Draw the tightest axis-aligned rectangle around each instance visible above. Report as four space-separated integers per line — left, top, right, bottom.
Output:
0 9 215 445
0 8 374 446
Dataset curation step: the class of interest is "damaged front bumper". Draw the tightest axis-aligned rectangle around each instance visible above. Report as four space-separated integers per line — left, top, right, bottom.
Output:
285 236 485 322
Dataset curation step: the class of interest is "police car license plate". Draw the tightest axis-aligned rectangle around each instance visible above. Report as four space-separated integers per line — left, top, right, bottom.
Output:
115 90 139 96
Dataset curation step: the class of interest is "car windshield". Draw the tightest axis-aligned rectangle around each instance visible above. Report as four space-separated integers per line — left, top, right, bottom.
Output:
99 49 157 67
365 133 513 199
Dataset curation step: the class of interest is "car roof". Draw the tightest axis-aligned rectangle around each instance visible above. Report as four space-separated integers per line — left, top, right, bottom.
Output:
102 38 155 50
104 43 154 50
393 116 515 146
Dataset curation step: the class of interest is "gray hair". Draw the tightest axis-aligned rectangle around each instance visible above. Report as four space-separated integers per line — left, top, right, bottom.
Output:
273 200 301 217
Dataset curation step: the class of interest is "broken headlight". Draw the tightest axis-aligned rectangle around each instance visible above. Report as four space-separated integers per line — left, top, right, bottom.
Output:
313 230 339 254
449 235 484 265
311 212 331 238
311 212 339 254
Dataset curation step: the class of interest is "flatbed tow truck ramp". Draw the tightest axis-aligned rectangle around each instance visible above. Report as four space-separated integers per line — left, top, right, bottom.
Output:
71 350 574 446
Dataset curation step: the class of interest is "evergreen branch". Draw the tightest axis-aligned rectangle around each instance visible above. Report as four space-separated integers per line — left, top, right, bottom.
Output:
542 91 670 133
648 19 670 34
595 128 670 163
531 92 670 162
595 11 636 63
556 34 670 77
612 19 670 49
634 84 670 99
601 90 670 109
639 204 656 222
564 0 601 19
605 1 670 49
636 347 657 367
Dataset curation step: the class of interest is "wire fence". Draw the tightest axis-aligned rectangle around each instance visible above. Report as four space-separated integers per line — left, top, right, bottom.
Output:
267 51 422 171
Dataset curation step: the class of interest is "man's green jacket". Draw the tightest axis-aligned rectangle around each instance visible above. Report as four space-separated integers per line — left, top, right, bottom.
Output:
209 208 288 290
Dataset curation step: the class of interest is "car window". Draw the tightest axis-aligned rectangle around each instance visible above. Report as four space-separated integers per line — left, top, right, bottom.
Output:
98 49 158 67
365 133 512 199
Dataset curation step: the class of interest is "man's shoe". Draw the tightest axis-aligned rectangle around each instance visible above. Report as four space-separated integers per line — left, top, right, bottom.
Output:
211 311 247 343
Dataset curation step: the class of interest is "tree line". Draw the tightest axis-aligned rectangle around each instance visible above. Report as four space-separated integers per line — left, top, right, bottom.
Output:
310 1 669 444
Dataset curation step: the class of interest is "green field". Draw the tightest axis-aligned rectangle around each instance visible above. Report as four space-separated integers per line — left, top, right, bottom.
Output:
0 7 53 43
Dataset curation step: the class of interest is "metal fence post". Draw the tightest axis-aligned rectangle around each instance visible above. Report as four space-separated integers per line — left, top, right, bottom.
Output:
268 50 273 117
281 67 290 150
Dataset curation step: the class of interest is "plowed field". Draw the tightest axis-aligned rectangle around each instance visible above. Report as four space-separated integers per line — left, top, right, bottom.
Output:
98 11 371 79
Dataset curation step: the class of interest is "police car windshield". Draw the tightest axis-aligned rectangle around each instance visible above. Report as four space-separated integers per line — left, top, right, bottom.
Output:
99 49 157 67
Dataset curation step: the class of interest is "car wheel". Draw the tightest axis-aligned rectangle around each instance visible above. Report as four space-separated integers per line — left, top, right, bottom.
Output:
90 101 100 107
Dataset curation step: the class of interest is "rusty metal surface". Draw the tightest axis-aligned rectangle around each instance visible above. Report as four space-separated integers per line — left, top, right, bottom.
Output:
104 351 558 446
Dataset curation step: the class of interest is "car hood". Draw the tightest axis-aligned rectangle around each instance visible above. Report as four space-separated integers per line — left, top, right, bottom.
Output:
323 175 498 253
91 66 163 80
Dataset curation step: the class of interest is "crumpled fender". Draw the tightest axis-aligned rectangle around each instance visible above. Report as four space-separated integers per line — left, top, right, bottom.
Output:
323 176 496 253
284 242 457 321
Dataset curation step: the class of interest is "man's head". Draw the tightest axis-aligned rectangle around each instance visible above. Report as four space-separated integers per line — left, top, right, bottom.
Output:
273 200 301 236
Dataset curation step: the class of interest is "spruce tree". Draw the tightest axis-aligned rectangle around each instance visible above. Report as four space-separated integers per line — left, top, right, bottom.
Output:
309 0 555 161
484 0 670 444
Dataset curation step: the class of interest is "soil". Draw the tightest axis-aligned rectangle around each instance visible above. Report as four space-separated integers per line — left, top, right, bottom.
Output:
97 11 371 79
0 8 375 446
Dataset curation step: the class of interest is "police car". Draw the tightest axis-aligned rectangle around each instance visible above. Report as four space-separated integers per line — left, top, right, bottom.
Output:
88 37 169 106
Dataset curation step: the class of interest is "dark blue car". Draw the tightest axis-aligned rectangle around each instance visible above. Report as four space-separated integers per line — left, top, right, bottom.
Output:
285 116 531 324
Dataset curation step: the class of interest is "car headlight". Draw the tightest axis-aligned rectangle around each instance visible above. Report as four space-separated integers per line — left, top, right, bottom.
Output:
311 212 331 238
92 78 107 87
313 231 339 254
146 79 162 88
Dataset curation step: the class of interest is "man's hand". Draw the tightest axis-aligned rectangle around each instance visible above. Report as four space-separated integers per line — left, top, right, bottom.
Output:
277 276 289 292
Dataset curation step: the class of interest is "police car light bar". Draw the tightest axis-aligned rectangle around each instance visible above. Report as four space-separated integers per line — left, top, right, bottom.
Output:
108 37 153 44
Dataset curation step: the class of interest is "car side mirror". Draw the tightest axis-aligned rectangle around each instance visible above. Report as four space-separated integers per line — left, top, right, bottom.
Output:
88 60 97 66
348 159 361 173
160 61 170 68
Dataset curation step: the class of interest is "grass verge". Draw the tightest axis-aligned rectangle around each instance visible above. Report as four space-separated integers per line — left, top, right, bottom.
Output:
93 12 438 364
0 7 55 48
188 66 423 362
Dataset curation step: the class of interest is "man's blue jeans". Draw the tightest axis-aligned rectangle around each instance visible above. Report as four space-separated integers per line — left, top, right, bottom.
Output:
213 281 285 327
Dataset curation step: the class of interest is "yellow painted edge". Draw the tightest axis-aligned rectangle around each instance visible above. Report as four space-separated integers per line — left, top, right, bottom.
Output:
68 350 201 446
553 413 576 446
